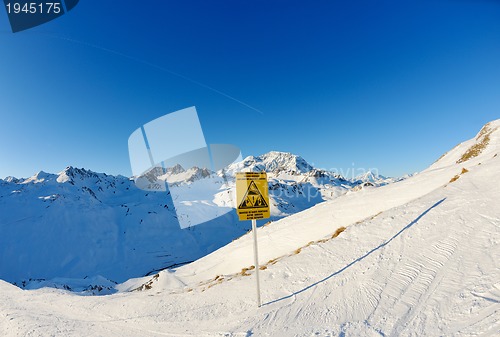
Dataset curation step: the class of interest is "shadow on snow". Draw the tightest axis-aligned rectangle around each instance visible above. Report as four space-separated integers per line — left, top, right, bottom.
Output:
263 198 446 306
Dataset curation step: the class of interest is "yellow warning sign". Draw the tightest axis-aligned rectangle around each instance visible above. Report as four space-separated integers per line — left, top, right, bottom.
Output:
236 172 270 221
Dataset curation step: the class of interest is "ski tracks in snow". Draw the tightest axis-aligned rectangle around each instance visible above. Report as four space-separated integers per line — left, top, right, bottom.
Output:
366 197 499 336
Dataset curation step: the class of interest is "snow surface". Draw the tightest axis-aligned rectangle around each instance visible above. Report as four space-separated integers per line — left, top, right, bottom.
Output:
0 166 250 285
0 152 387 287
0 120 499 336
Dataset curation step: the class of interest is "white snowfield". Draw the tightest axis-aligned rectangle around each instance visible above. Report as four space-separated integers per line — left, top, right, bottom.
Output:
0 150 388 288
1 120 499 336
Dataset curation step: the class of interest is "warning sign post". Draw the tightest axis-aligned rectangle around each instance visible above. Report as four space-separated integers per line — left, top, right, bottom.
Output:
236 172 270 220
236 172 270 307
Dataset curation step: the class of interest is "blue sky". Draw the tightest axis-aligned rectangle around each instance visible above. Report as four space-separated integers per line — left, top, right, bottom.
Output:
0 0 499 179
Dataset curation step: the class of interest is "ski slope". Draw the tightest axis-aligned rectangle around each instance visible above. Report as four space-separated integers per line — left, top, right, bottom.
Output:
0 151 387 288
0 121 499 336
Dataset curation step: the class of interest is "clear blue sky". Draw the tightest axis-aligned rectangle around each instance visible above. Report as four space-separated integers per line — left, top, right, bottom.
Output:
0 0 499 179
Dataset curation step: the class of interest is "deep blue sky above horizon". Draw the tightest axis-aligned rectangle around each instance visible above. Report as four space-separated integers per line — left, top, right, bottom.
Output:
0 0 499 179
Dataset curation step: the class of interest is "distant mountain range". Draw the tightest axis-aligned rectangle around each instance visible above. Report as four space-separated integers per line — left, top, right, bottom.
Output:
0 151 400 288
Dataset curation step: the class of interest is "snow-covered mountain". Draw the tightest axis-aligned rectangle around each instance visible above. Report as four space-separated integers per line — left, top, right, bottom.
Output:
135 120 499 292
0 165 243 287
224 151 397 213
226 151 315 174
0 120 499 336
0 151 393 288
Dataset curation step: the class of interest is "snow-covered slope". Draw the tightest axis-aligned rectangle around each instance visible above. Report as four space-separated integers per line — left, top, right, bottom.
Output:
0 151 389 287
0 120 498 336
0 166 249 286
134 120 499 290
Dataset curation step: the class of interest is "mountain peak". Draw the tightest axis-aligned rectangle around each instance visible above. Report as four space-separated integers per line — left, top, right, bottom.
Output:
57 166 101 183
429 119 500 170
3 176 20 183
22 171 54 184
237 151 314 174
168 164 185 175
355 170 387 183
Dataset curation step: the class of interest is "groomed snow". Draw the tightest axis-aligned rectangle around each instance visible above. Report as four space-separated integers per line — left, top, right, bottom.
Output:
0 120 499 336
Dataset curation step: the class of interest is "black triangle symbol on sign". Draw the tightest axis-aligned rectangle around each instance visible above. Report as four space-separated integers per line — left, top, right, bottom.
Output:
238 180 268 209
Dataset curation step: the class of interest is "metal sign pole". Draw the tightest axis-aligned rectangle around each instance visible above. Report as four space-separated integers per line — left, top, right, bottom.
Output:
252 219 262 307
236 172 268 308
